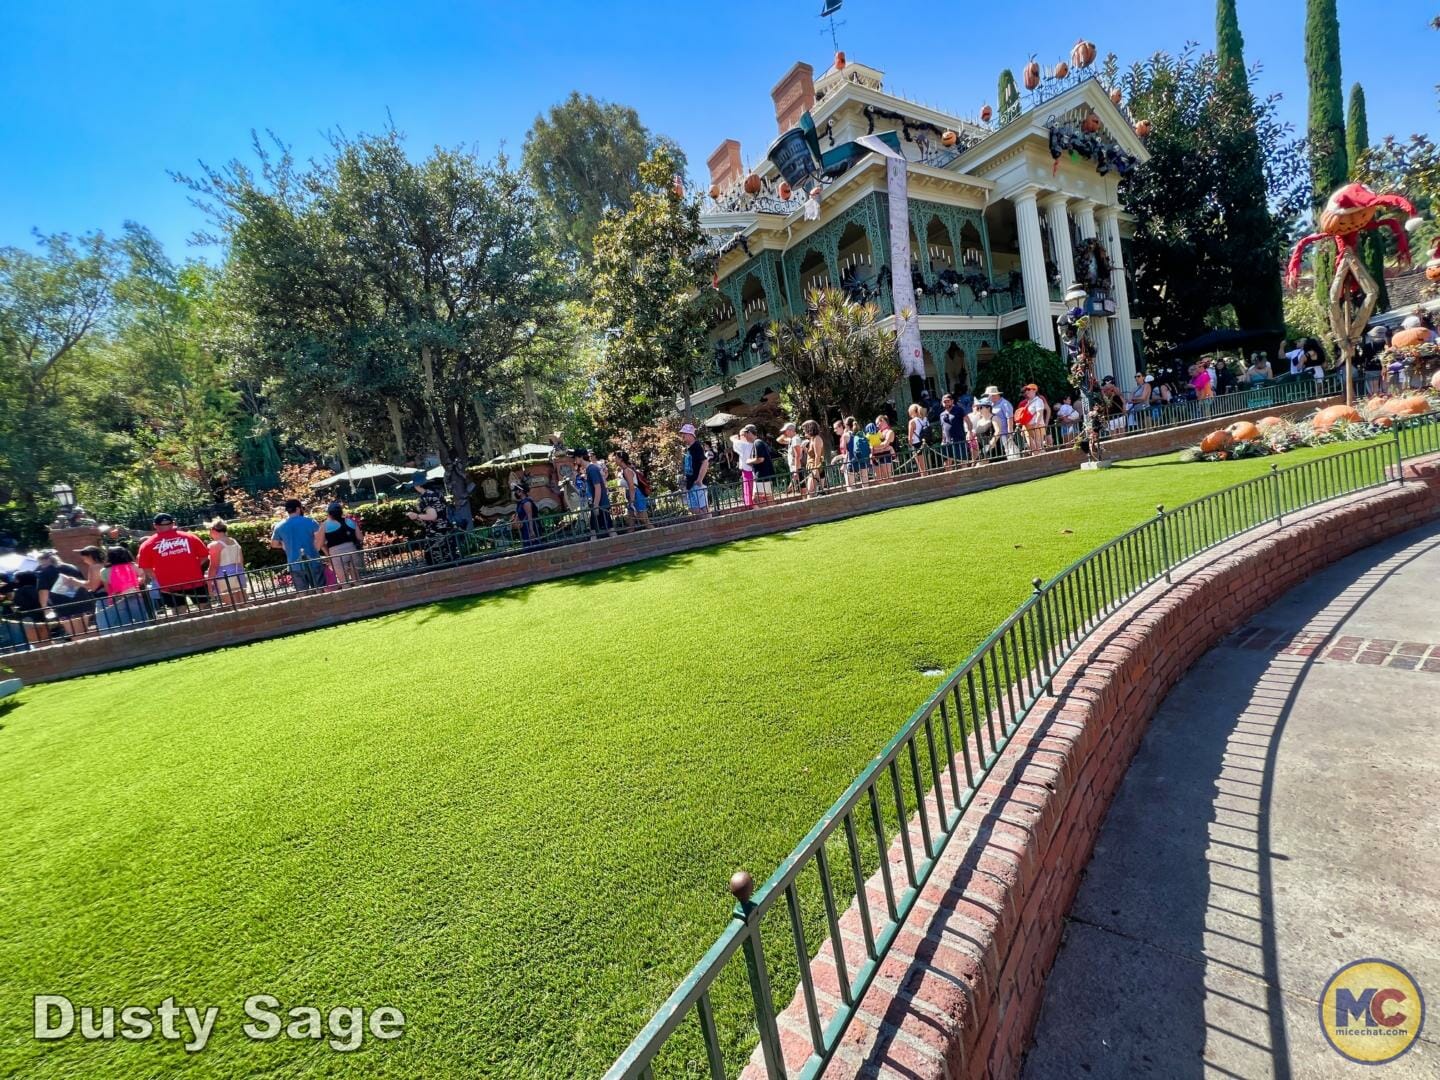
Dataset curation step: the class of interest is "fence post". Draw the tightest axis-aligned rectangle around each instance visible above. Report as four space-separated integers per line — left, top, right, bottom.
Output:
1392 423 1404 483
1032 576 1052 691
730 871 785 1078
1155 504 1172 585
1268 463 1283 526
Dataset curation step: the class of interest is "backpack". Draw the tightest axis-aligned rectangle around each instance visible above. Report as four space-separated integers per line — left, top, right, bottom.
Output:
849 432 871 465
633 469 652 498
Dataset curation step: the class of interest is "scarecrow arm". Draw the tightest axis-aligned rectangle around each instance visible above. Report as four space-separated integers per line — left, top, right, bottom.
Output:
1286 233 1327 289
1374 216 1413 268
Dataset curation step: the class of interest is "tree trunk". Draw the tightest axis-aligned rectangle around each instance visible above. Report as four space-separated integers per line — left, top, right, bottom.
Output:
385 398 406 460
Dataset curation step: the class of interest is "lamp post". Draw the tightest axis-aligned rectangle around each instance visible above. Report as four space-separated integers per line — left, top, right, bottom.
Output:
50 482 75 510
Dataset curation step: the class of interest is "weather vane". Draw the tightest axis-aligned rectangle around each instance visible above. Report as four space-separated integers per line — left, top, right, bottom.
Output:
819 0 845 53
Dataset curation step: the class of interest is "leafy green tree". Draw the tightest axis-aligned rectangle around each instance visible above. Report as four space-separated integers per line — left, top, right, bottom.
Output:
1117 47 1309 350
1214 0 1285 333
522 92 684 266
183 130 570 523
768 288 900 441
0 231 120 519
1306 0 1347 307
977 341 1069 407
1345 83 1388 311
586 146 716 430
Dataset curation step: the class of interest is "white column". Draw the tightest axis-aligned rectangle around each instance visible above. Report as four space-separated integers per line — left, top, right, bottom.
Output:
1070 200 1114 381
1039 192 1074 297
1097 205 1137 385
1012 187 1056 350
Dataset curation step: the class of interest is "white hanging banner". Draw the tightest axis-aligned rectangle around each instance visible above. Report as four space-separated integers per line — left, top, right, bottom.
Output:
857 136 924 377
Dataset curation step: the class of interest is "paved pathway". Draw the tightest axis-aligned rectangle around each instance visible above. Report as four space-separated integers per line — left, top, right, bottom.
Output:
1023 521 1440 1079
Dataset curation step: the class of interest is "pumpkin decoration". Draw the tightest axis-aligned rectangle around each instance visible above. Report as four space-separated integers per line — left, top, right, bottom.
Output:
1227 421 1261 443
1081 111 1101 134
942 130 958 147
1391 327 1431 348
1256 416 1284 430
1200 429 1233 454
980 104 993 123
1426 259 1440 282
1134 119 1152 138
743 174 762 196
1313 403 1362 431
707 184 719 200
1071 39 1098 69
835 50 846 71
1109 87 1123 106
1387 396 1431 417
1053 60 1070 80
1023 58 1041 91
672 177 684 198
1374 415 1394 428
777 181 792 201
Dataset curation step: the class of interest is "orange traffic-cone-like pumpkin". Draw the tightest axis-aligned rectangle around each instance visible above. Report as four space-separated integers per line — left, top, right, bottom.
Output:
1387 396 1431 417
1071 39 1098 68
1313 404 1362 431
942 130 958 147
1200 429 1233 454
1023 58 1041 90
743 174 762 195
1392 327 1431 348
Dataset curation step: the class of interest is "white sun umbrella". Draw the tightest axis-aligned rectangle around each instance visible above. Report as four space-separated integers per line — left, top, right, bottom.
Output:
309 463 411 500
0 552 38 575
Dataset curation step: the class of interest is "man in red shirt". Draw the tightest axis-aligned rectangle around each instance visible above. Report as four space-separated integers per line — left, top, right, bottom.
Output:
136 513 211 611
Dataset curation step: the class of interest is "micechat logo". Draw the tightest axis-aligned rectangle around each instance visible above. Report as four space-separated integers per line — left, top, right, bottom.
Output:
1319 959 1425 1065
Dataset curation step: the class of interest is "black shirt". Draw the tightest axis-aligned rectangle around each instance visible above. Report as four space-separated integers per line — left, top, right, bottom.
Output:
752 440 775 480
683 442 708 490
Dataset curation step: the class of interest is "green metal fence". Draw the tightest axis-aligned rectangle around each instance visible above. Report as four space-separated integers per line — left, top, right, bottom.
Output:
606 411 1439 1080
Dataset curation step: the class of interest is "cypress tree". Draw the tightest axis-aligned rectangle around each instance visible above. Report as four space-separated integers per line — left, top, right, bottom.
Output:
998 69 1020 125
1214 0 1284 332
1346 82 1388 311
1306 0 1347 309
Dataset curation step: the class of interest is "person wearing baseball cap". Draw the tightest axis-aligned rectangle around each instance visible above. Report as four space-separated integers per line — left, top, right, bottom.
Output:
679 423 710 517
137 512 211 612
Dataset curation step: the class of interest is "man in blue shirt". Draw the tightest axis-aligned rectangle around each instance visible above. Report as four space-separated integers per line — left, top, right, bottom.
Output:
269 499 324 592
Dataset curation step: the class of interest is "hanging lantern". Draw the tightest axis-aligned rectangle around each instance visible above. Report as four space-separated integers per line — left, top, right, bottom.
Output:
778 181 792 201
1109 87 1123 106
941 130 958 147
1023 58 1041 90
980 104 993 123
743 174 762 195
1082 112 1101 134
1134 119 1152 138
835 50 846 71
1071 39 1097 69
1053 60 1070 80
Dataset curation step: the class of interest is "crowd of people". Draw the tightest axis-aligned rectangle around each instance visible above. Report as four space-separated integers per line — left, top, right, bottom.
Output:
7 306 1434 653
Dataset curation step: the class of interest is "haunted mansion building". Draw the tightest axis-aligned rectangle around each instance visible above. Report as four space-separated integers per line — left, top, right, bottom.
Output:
693 57 1149 421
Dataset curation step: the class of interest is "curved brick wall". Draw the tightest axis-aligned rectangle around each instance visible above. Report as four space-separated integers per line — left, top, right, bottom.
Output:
4 400 1333 686
743 455 1440 1080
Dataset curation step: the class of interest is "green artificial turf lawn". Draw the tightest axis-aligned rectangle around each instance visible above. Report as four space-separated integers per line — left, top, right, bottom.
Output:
0 444 1363 1078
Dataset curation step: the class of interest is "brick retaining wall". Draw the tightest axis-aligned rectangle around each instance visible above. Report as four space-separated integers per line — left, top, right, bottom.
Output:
4 397 1334 685
741 454 1440 1080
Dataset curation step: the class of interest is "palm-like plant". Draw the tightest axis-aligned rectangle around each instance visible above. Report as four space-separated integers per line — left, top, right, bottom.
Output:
768 288 901 445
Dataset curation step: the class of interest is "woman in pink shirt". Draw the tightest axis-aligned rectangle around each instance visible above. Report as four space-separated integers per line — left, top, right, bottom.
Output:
1189 361 1214 400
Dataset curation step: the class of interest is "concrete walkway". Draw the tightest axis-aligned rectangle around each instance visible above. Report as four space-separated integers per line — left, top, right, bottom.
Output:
1023 522 1440 1079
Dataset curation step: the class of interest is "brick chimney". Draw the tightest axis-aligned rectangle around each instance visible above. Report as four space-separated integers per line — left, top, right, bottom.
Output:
707 139 743 191
771 61 815 133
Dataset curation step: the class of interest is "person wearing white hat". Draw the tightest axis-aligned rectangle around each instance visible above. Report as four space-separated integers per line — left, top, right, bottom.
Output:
679 423 710 517
1402 314 1423 330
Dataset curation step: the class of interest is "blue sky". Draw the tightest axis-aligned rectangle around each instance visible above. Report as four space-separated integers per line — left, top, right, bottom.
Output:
1 0 1433 261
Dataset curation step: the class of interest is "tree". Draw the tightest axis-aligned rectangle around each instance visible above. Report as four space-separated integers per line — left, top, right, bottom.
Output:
768 288 900 441
522 92 684 266
0 231 120 517
1117 47 1309 350
1346 83 1388 311
1306 0 1347 308
1214 0 1285 333
586 146 716 431
183 130 570 524
997 70 1020 125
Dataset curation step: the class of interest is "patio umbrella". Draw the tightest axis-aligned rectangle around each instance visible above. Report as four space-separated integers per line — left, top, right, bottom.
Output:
0 553 38 575
703 412 743 430
309 463 411 499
